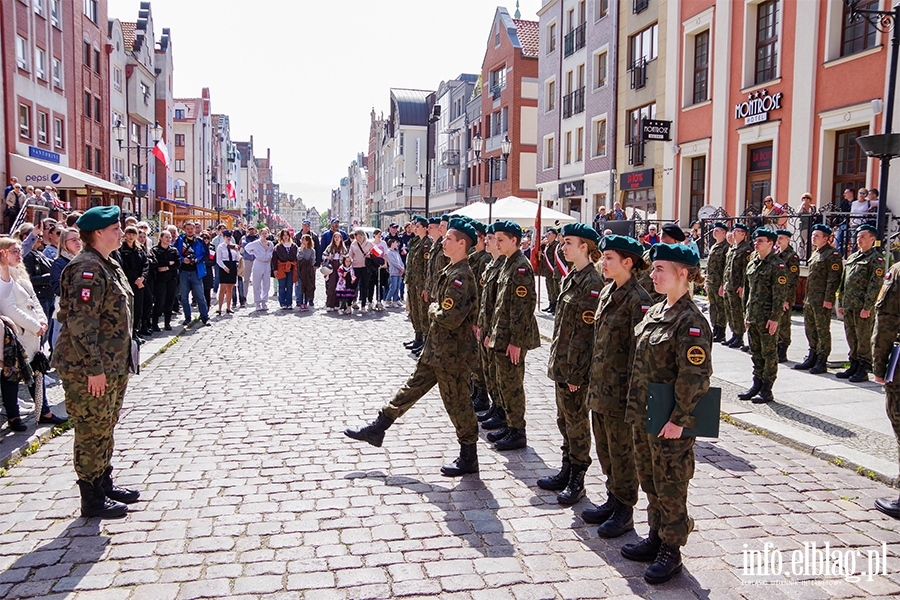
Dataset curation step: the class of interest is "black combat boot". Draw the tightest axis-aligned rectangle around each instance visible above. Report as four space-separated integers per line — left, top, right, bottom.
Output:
486 426 509 442
737 377 762 401
849 362 870 383
721 333 737 346
713 326 725 343
581 496 618 524
409 335 426 353
793 350 817 370
440 444 479 476
726 335 743 349
100 466 140 504
547 303 557 315
481 406 507 430
403 334 421 349
621 528 662 562
644 543 683 584
556 465 586 505
537 457 571 491
875 494 900 519
777 344 788 363
150 320 162 333
751 380 774 404
596 502 634 538
836 358 859 379
164 317 172 331
493 427 527 451
477 402 497 422
77 479 128 519
344 411 395 447
808 353 828 375
472 387 490 413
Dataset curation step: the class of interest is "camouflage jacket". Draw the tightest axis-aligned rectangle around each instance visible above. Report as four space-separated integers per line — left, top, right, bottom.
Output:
638 249 664 304
705 241 728 288
405 235 432 290
873 263 900 379
743 251 789 324
805 244 843 305
51 246 134 377
625 293 713 428
545 240 562 280
467 249 491 305
404 236 420 285
839 247 885 312
477 255 505 334
778 246 801 300
421 259 478 367
724 240 753 291
488 250 540 351
426 236 450 299
587 275 652 417
547 262 604 386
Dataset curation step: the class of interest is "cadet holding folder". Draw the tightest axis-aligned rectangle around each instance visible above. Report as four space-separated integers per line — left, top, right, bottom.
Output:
621 243 712 586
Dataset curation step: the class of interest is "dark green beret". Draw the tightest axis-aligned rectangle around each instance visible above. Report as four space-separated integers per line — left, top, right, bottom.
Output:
713 222 729 231
547 226 559 235
649 242 700 266
76 205 121 232
811 223 833 235
775 229 792 237
428 217 441 225
856 224 877 235
732 223 749 233
412 215 428 227
560 223 600 244
440 214 451 222
448 218 477 246
753 227 777 242
600 234 644 259
493 220 523 239
470 220 487 235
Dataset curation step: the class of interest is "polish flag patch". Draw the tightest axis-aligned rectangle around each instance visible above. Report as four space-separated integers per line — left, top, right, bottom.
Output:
590 290 600 297
518 268 526 274
82 272 94 280
689 327 702 337
453 279 463 287
641 305 650 313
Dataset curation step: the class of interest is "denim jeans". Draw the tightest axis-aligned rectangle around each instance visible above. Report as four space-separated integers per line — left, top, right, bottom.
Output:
277 276 293 307
179 270 209 322
294 280 304 305
387 275 402 302
212 264 220 293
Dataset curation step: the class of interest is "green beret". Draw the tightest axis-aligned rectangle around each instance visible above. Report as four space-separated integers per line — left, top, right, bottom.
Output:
448 218 477 246
547 226 559 235
428 217 441 225
76 205 121 232
599 234 644 259
856 224 877 235
753 227 777 242
775 229 792 238
713 222 729 231
470 220 487 235
412 215 428 227
560 223 600 244
732 223 749 233
811 223 833 236
649 242 700 266
493 220 523 239
440 214 451 222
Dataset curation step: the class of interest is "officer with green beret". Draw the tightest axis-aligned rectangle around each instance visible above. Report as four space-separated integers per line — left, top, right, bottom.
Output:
466 220 492 412
403 216 432 354
836 224 884 382
738 228 788 403
52 205 140 519
542 227 562 313
704 223 730 342
794 223 843 374
775 229 801 362
581 234 651 537
623 243 711 584
346 219 482 476
539 223 604 505
722 223 753 349
873 259 900 519
477 223 508 431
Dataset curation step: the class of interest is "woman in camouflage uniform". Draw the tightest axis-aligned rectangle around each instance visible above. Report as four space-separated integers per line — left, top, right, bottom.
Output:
538 223 604 505
622 243 712 585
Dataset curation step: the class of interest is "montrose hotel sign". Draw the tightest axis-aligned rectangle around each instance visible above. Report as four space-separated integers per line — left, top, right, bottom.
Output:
735 90 784 125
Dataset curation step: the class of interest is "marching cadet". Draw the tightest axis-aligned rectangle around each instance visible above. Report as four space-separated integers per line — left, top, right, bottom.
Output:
345 219 482 476
466 219 492 412
402 216 431 355
476 224 508 434
873 258 900 519
775 229 801 363
581 235 650 538
426 215 451 303
794 224 843 374
485 221 540 450
542 227 562 313
622 243 711 585
738 228 788 404
539 223 604 505
836 224 884 382
722 223 753 349
704 223 729 342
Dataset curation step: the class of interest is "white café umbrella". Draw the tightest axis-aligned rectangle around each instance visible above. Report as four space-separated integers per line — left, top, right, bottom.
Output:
451 196 577 228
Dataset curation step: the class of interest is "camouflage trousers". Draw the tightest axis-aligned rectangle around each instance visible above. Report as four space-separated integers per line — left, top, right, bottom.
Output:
546 276 561 306
843 311 875 364
408 287 428 335
62 372 129 483
886 383 900 473
748 322 779 382
592 411 638 506
480 343 501 409
382 362 478 445
553 383 592 468
803 303 833 356
724 290 745 336
778 305 793 346
707 288 727 329
493 349 528 429
470 342 486 389
633 426 695 547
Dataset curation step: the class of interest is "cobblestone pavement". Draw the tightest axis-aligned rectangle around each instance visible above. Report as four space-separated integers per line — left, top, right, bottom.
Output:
1 295 900 599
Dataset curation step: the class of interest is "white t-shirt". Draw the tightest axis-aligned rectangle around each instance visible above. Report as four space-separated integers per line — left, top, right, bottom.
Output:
850 199 870 227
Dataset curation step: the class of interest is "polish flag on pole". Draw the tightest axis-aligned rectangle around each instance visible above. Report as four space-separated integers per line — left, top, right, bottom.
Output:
226 181 236 199
151 138 170 170
370 244 384 258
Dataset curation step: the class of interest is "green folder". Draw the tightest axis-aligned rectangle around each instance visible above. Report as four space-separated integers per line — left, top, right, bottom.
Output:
645 383 721 438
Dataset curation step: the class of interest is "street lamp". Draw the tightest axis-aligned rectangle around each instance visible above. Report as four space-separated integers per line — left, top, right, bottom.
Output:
401 172 424 217
472 134 512 223
113 120 162 219
424 105 441 217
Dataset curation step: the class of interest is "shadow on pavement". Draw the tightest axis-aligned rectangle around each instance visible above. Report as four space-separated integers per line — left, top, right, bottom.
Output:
765 403 857 439
488 444 572 510
695 440 756 471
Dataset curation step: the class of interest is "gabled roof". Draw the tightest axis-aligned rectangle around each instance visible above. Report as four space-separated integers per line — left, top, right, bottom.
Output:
513 19 540 58
122 22 137 50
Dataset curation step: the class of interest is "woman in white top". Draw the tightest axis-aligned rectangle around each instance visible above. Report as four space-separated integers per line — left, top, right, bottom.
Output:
348 230 374 313
243 228 274 311
0 237 66 431
215 230 239 315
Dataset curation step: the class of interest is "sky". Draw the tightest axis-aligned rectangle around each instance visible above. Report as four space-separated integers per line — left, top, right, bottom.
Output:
107 0 545 213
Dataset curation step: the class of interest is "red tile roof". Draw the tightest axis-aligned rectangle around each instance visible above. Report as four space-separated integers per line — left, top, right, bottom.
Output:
121 22 137 50
514 19 540 58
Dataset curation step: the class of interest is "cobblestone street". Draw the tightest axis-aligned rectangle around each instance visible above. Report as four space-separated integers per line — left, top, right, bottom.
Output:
1 300 900 599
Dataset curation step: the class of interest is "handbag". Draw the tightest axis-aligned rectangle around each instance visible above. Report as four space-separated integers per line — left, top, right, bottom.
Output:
360 242 383 270
319 263 333 277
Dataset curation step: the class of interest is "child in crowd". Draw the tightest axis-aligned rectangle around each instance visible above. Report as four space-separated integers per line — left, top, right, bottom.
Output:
386 238 405 307
335 256 357 315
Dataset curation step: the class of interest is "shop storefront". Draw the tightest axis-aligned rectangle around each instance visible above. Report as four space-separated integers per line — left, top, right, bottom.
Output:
9 153 133 213
619 168 657 219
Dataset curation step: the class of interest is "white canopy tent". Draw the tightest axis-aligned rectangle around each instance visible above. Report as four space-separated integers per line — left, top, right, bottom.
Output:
450 196 577 228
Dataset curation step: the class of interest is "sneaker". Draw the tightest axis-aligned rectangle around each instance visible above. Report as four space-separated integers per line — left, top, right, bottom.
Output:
300 304 309 311
352 302 359 310
375 302 384 311
326 307 335 312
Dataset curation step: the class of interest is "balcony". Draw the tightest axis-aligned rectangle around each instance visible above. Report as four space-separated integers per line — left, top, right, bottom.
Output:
490 85 503 100
441 149 460 169
626 139 645 166
629 57 647 90
563 23 586 57
634 0 649 14
561 87 585 119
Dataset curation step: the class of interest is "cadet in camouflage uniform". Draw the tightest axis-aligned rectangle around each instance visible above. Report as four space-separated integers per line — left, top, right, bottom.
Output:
704 223 729 342
722 223 753 349
345 219 482 476
402 216 431 353
539 223 604 506
465 219 492 411
873 261 900 519
543 228 561 313
52 206 140 519
426 215 450 302
775 229 801 363
622 243 711 585
794 224 843 374
738 228 788 404
836 224 884 382
582 235 651 538
476 226 507 433
486 221 540 450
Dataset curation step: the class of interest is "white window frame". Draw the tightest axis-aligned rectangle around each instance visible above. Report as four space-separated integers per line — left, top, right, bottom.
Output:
35 47 46 80
545 77 557 113
38 112 48 144
34 0 44 16
591 114 608 158
16 36 29 71
682 8 714 108
543 134 555 170
741 0 784 90
592 45 609 91
576 126 585 163
175 159 186 172
52 57 62 88
594 0 609 22
50 0 61 27
19 104 31 138
54 117 64 148
83 0 98 23
113 68 122 91
547 20 558 55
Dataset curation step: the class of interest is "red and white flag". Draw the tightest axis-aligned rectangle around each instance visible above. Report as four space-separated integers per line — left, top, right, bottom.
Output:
151 138 170 170
370 245 384 258
226 181 236 199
